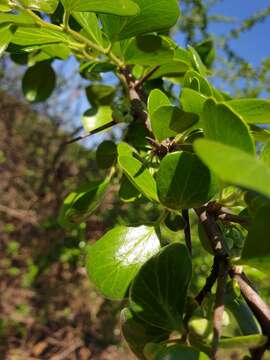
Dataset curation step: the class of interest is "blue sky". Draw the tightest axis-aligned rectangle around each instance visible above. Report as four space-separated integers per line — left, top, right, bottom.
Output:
208 0 270 66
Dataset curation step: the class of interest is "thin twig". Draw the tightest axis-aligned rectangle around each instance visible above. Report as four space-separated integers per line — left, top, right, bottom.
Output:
195 256 219 305
182 209 192 255
230 271 270 335
134 66 160 89
212 259 228 359
65 120 117 145
217 210 251 229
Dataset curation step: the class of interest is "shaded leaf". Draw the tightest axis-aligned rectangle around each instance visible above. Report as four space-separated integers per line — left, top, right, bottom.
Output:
22 62 56 103
151 106 198 142
96 140 117 169
58 178 109 228
157 151 218 210
121 308 169 360
118 155 158 202
130 243 192 331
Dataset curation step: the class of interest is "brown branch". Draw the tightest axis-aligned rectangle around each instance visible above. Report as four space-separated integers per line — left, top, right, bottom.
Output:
134 66 160 90
195 206 227 256
217 208 251 229
212 259 229 359
230 271 270 335
195 256 219 305
182 209 192 255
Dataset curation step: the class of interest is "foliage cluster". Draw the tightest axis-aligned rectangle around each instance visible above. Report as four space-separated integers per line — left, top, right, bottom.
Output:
1 1 270 359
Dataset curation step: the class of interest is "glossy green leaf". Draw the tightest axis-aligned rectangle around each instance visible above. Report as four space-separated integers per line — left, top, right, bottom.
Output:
12 26 69 46
188 46 207 77
151 106 199 142
0 24 16 57
62 0 140 15
241 204 270 267
147 89 171 118
157 151 218 210
101 0 180 41
202 99 255 155
183 70 213 96
22 62 56 103
20 0 59 13
227 99 270 124
260 141 270 168
72 12 103 46
144 343 209 360
58 178 109 228
180 88 207 115
194 139 270 198
118 155 158 202
130 243 192 331
82 106 112 132
121 308 169 360
0 12 35 25
86 84 115 107
149 60 190 79
96 140 117 169
122 35 174 66
86 225 161 300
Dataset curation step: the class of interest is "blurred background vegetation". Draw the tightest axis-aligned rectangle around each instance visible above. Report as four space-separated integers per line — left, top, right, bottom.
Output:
0 1 270 359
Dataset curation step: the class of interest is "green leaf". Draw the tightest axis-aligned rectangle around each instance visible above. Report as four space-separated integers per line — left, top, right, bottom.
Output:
147 89 171 118
144 343 209 360
148 60 189 79
12 26 69 46
121 308 169 360
119 176 141 203
225 282 261 336
180 88 207 115
22 62 56 103
202 99 255 155
0 24 16 57
183 70 213 97
194 139 270 199
218 334 267 350
151 106 198 142
188 46 207 77
118 155 158 202
241 204 270 267
122 35 174 66
61 0 140 16
164 213 185 232
72 12 103 46
58 178 109 228
0 12 35 25
96 140 117 169
260 141 270 168
101 0 180 41
227 99 270 124
82 106 112 132
86 225 161 300
157 151 218 210
130 243 192 331
194 38 215 68
20 0 59 13
86 84 115 107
